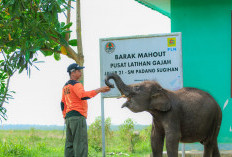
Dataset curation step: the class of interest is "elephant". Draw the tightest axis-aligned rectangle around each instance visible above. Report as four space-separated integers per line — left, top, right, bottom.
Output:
105 73 222 157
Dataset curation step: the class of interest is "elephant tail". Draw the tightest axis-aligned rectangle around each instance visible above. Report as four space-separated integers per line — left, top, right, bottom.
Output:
204 104 222 145
213 105 222 142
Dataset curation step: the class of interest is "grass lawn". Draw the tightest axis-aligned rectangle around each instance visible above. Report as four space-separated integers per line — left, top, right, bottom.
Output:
0 128 154 157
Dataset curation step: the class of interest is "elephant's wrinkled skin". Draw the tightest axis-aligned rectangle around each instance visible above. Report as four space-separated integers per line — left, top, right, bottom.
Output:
105 73 222 157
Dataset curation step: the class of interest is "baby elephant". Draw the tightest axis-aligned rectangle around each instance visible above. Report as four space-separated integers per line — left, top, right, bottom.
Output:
105 73 222 157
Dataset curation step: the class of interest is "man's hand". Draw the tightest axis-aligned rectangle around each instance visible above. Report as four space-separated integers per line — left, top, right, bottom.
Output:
95 86 111 93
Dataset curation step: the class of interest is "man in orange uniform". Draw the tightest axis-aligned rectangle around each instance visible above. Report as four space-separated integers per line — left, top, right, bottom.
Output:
61 63 110 157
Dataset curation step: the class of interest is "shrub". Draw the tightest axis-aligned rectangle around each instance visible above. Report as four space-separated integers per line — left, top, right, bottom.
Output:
0 137 31 157
88 116 112 152
119 118 139 153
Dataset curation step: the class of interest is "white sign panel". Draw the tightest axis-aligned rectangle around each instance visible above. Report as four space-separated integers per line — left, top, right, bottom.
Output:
100 33 183 98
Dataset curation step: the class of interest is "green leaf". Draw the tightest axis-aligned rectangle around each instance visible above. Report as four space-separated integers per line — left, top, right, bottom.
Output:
54 52 61 61
68 39 77 46
33 58 38 62
61 22 65 27
63 22 72 30
48 33 59 40
8 46 16 53
40 50 53 56
18 67 24 74
25 51 30 61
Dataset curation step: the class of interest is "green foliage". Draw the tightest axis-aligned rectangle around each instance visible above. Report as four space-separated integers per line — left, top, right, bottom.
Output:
0 129 64 157
88 117 153 156
0 106 7 121
135 125 152 153
0 67 10 121
68 39 78 46
0 121 155 156
0 0 76 66
119 118 137 152
0 138 30 156
119 118 135 135
88 116 112 152
88 117 102 151
88 146 99 157
0 0 78 121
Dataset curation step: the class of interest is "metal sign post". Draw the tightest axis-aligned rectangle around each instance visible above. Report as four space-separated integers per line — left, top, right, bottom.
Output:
182 144 185 157
101 96 106 157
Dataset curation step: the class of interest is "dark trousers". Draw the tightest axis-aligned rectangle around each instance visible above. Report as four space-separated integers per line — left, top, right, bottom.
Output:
65 116 88 157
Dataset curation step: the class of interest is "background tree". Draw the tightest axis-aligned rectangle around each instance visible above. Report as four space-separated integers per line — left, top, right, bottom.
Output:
0 0 84 120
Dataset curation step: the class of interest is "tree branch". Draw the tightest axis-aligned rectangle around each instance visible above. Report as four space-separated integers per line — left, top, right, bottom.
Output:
49 36 80 63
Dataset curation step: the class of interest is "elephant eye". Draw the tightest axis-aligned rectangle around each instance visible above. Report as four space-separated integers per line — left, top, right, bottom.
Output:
129 91 137 97
134 86 140 91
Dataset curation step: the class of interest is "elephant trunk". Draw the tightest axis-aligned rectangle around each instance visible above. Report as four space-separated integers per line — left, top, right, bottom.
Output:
105 73 132 97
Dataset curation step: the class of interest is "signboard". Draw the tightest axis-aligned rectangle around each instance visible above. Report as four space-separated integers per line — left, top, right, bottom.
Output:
100 33 183 98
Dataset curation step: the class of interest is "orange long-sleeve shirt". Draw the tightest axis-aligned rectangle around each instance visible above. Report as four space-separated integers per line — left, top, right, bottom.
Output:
61 80 98 118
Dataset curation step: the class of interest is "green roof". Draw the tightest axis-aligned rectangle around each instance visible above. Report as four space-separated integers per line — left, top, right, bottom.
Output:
135 0 170 18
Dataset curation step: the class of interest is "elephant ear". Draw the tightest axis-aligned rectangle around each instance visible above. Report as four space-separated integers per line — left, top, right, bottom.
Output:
149 90 171 112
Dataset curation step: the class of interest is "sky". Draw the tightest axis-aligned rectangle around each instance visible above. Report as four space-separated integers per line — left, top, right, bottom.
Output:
2 0 170 126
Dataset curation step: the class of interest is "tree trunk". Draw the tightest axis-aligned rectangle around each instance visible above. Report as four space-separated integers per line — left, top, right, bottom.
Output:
76 0 84 84
65 0 71 42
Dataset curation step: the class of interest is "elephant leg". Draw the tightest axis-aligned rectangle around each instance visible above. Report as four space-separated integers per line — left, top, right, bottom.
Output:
203 143 213 157
212 142 220 157
165 132 180 157
204 134 220 157
151 125 165 157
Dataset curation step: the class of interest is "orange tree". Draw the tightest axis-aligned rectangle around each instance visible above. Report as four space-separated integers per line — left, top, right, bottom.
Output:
0 0 83 121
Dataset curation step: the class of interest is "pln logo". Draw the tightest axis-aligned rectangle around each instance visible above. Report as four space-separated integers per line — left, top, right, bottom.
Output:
105 42 115 54
167 38 177 51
